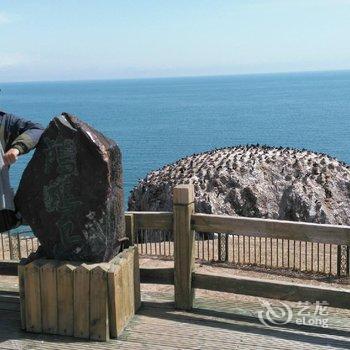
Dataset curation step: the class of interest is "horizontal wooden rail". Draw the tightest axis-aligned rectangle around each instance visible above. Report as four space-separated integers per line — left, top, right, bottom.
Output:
191 213 350 245
0 261 176 285
140 267 174 285
124 211 350 245
127 212 173 230
193 273 350 309
0 260 19 276
3 261 350 310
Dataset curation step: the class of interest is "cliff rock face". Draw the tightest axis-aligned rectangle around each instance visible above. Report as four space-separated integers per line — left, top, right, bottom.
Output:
129 145 350 225
15 113 124 262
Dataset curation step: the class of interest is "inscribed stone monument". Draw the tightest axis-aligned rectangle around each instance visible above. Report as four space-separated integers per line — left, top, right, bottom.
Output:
15 113 124 262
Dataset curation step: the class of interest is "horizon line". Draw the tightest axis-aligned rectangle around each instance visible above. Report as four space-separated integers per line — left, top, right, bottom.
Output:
1 67 350 85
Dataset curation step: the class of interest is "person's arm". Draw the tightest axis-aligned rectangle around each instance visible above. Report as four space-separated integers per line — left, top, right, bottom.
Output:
2 113 44 165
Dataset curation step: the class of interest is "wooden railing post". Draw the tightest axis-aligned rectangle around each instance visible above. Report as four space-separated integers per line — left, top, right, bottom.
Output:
173 184 195 310
125 213 135 246
17 233 22 259
8 232 13 260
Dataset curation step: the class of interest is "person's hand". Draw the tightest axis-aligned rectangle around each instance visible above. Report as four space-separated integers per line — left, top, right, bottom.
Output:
3 148 20 166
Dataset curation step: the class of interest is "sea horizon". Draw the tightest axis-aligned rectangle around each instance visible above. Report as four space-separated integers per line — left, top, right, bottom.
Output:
1 70 349 204
1 68 350 85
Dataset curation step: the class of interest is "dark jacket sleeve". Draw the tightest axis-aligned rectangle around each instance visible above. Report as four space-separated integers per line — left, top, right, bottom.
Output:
3 113 45 155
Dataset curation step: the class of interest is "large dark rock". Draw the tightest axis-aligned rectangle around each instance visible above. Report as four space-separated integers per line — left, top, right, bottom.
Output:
15 113 124 262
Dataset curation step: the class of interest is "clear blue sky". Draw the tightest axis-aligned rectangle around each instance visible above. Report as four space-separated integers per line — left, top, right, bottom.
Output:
1 0 349 82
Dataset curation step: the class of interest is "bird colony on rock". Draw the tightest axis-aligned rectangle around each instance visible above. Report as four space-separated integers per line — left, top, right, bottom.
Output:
129 145 350 225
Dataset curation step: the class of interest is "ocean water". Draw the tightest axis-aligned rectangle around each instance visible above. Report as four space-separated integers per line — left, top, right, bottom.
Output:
1 71 350 205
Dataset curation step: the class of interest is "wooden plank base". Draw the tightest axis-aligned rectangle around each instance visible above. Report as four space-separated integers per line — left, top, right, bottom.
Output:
19 246 140 341
2 290 350 350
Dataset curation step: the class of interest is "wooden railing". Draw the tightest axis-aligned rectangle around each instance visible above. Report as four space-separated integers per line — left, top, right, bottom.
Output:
128 205 350 276
1 221 346 276
1 184 350 310
126 184 350 310
0 231 39 260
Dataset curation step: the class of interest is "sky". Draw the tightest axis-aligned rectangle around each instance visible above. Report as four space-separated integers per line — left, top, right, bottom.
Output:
0 0 350 82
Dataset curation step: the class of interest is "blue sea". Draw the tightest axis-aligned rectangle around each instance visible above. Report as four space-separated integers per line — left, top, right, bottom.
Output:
1 70 350 204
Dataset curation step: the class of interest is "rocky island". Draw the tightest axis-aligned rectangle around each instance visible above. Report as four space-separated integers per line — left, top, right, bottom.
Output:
129 145 350 225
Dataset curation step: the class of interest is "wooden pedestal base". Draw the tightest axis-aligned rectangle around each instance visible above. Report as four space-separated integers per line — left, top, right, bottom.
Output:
19 246 141 341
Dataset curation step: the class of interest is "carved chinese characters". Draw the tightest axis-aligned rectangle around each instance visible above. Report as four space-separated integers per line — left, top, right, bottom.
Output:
15 113 124 262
